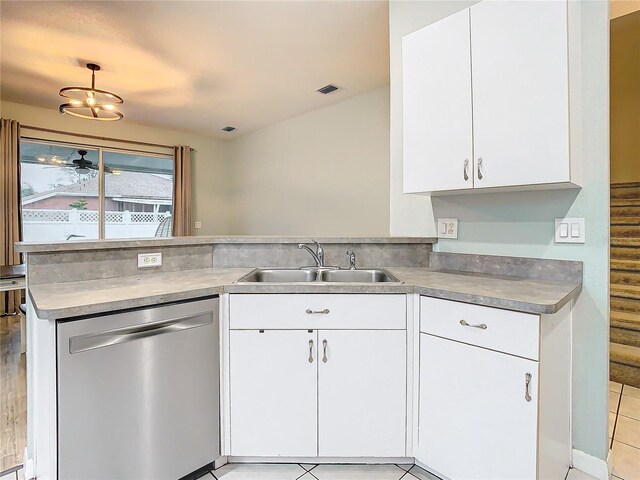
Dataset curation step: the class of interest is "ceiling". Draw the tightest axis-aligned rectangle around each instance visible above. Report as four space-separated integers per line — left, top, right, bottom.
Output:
0 1 390 139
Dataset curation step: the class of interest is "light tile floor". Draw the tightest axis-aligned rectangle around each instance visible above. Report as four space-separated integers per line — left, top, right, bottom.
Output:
197 463 440 480
610 381 640 480
3 385 637 480
197 463 606 480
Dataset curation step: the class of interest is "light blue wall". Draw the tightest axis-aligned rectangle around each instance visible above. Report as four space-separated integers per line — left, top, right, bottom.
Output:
390 0 610 461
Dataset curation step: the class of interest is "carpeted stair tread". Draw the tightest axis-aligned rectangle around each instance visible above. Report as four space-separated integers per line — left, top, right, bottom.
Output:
611 225 640 237
611 182 640 200
611 259 640 271
610 342 640 368
611 284 640 300
611 217 640 225
611 311 640 332
611 237 640 248
611 199 640 207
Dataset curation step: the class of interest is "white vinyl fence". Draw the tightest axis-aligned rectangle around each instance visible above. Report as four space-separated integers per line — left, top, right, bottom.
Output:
22 209 171 241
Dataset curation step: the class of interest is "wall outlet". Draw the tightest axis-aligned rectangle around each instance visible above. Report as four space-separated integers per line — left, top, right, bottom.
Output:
437 218 458 239
555 218 585 244
194 221 202 229
138 252 162 268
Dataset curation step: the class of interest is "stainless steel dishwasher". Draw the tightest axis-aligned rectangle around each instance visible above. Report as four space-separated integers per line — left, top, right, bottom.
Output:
57 297 220 480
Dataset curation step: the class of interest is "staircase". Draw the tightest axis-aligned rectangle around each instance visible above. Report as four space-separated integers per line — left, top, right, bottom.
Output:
610 182 640 388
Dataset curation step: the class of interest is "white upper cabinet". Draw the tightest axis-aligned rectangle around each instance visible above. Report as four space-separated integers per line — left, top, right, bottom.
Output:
402 8 474 193
402 0 581 194
471 0 570 188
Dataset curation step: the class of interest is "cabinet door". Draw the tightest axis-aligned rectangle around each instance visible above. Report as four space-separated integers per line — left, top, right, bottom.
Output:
402 8 474 193
417 333 538 480
470 0 570 188
229 330 317 456
318 330 406 457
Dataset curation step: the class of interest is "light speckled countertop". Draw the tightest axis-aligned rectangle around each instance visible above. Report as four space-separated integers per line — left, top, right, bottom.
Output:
28 266 581 319
16 235 436 253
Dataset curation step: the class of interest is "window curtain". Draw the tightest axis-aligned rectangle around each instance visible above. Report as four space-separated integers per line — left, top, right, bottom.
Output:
0 119 22 313
172 145 192 236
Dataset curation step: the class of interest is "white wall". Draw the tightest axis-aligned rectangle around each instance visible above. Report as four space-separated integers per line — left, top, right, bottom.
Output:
3 88 391 237
0 100 233 235
225 86 390 235
389 0 610 461
610 11 640 183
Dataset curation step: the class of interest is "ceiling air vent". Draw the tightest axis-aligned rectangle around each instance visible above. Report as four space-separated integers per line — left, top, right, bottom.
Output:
317 84 338 94
221 126 236 132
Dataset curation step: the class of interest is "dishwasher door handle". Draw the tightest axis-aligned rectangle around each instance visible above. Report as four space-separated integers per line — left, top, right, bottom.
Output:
69 312 213 354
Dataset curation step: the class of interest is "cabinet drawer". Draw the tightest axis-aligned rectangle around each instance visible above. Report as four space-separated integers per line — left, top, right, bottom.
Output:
420 297 539 360
230 294 406 330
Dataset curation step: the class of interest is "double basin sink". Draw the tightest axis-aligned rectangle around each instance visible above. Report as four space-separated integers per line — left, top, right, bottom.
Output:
237 268 401 284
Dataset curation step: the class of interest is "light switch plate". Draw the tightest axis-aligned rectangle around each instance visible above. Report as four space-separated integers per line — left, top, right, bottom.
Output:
437 218 458 239
138 252 162 268
194 221 202 229
555 218 585 244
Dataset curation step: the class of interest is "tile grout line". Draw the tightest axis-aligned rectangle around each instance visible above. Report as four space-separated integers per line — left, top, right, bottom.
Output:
611 385 623 451
400 470 419 480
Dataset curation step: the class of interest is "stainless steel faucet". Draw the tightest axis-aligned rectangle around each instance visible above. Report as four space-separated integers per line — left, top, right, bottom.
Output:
298 240 325 267
346 250 356 270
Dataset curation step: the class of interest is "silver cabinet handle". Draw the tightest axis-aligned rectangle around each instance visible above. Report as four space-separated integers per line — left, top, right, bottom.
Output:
463 158 469 181
459 319 487 330
322 339 328 363
308 340 314 363
477 157 483 180
306 308 330 315
525 373 532 402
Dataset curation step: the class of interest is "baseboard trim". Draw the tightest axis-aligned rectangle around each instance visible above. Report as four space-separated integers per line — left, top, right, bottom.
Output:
572 448 610 480
227 456 413 465
23 448 34 480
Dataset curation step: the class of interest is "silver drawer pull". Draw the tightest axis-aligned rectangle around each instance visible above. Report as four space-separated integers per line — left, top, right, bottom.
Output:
463 158 469 181
525 373 532 402
308 340 314 363
459 319 487 330
477 157 484 180
306 308 330 315
322 339 328 363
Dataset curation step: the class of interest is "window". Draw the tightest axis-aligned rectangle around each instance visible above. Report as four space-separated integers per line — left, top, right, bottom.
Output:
20 140 174 242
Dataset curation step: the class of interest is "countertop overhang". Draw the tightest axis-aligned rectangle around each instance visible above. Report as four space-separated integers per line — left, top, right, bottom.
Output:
27 266 582 320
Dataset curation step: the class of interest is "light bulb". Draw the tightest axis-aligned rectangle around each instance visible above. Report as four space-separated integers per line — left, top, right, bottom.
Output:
86 97 96 106
38 156 46 162
69 99 83 106
103 104 115 111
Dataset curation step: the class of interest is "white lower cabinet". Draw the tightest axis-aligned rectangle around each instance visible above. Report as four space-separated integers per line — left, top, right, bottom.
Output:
416 296 571 480
229 330 318 456
228 294 407 458
418 333 538 479
318 330 406 457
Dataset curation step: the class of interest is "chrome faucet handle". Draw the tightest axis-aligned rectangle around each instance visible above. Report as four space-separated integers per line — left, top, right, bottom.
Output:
346 250 356 270
311 240 325 267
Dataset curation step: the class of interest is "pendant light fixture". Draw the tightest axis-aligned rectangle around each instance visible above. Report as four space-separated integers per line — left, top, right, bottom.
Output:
59 63 124 121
